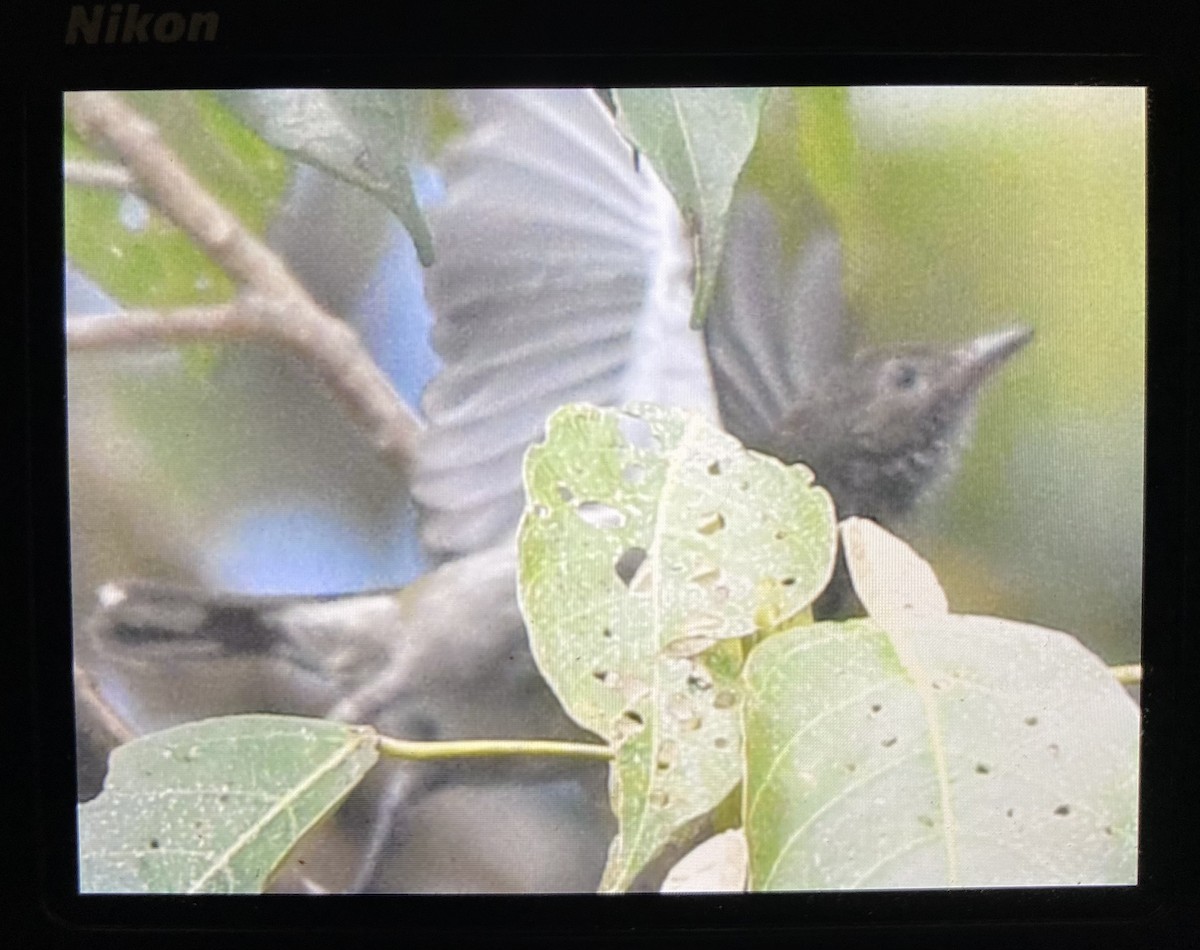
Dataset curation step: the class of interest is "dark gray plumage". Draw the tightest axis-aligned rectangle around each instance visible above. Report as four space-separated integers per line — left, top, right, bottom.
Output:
706 191 1032 525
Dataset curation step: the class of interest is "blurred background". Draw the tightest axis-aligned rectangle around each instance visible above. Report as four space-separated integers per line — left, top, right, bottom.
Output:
64 85 1145 726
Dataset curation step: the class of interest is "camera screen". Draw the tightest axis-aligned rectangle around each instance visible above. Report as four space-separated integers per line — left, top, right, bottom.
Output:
65 87 1144 894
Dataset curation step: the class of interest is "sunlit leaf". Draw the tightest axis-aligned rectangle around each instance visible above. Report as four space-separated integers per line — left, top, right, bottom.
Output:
79 715 380 894
741 523 1138 890
518 403 836 891
841 516 949 618
611 88 766 327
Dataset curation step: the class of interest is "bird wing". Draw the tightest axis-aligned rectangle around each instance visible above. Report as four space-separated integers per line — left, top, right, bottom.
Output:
704 191 848 452
415 89 717 562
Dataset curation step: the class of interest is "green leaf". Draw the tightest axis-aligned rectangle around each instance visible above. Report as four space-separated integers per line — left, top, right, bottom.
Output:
741 521 1139 890
220 89 435 266
611 88 766 328
79 715 380 894
517 403 836 891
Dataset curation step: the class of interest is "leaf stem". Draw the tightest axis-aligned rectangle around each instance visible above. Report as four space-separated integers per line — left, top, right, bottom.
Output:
1110 663 1142 685
376 735 614 762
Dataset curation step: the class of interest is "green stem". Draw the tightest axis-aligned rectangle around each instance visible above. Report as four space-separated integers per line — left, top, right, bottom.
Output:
376 735 615 762
1110 663 1142 686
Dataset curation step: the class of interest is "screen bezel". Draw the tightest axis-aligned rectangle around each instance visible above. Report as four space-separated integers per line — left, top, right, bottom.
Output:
16 6 1196 945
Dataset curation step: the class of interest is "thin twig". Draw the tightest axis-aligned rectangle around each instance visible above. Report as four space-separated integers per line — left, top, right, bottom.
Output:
64 159 135 190
74 662 137 746
68 303 267 348
64 91 423 475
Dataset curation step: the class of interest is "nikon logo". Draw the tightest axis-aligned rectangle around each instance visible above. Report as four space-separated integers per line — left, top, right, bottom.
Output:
65 5 219 44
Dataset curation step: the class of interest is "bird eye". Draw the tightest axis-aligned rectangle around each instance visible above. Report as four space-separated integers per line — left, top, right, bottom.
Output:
891 362 920 391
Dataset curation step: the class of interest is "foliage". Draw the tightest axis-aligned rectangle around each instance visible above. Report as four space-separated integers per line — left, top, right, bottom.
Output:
610 88 766 327
218 89 436 266
79 716 379 893
78 407 1138 893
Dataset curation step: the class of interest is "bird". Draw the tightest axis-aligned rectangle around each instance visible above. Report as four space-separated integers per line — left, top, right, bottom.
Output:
79 87 1031 893
412 88 1032 614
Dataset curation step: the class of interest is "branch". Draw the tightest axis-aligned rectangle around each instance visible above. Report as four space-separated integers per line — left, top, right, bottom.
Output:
64 159 134 190
67 299 418 470
64 91 423 476
74 662 137 746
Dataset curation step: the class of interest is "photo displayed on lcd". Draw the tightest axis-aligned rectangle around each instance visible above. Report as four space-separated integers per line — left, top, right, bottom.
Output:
65 87 1144 894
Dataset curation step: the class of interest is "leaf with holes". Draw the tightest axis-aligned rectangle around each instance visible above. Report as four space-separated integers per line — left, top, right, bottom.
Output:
741 521 1139 889
78 715 380 893
610 88 766 327
517 402 836 891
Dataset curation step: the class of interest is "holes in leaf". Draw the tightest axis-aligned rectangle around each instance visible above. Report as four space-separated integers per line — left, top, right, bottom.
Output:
1025 716 1039 726
601 626 614 639
1104 826 1114 836
774 530 787 541
714 737 729 750
649 791 670 808
696 512 725 535
881 736 898 748
149 838 160 849
664 635 717 658
689 566 721 586
707 460 721 476
687 673 713 692
1054 804 1071 816
1006 808 1015 818
1047 743 1060 757
618 414 656 450
870 703 883 715
681 716 703 731
917 815 935 828
845 763 857 773
592 670 611 684
614 711 645 741
614 546 648 587
666 693 693 721
975 763 991 775
532 503 549 518
577 501 625 529
780 577 796 586
621 463 647 485
712 690 738 710
656 740 677 771
556 484 574 502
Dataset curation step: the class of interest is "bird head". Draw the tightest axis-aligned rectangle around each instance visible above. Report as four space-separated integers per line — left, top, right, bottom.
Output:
775 325 1033 522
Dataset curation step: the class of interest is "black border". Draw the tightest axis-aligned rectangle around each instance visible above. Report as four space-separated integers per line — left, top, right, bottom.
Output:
13 3 1198 947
